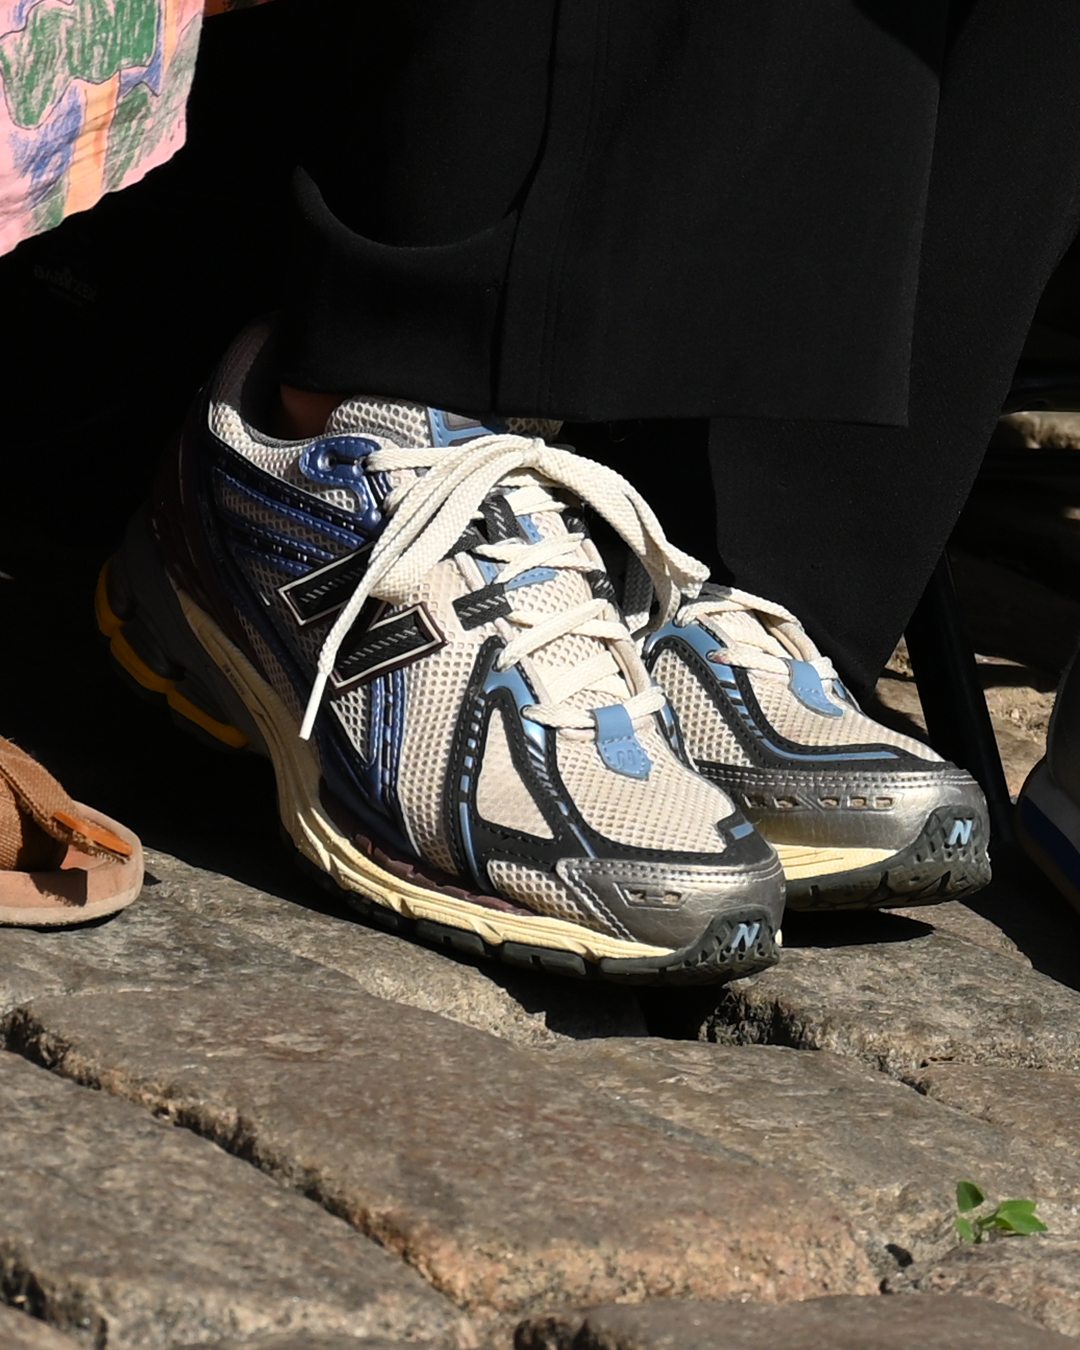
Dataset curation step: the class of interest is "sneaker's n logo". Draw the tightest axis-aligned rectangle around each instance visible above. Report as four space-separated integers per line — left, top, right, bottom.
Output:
278 548 444 689
731 921 761 952
947 818 974 847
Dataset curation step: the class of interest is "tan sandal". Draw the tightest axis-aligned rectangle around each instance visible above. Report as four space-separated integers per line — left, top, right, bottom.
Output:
0 737 143 926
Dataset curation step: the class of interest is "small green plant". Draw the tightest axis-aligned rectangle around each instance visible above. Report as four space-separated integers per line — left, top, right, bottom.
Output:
954 1180 1048 1243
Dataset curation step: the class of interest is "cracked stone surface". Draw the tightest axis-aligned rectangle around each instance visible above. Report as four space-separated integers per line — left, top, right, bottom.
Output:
915 1063 1080 1155
543 1039 1080 1270
898 1239 1080 1340
0 970 876 1317
696 919 1080 1079
0 1052 467 1349
514 1294 1076 1349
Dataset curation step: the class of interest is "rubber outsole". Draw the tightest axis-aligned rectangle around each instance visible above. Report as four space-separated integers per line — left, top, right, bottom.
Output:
781 804 992 912
96 547 781 986
295 843 780 984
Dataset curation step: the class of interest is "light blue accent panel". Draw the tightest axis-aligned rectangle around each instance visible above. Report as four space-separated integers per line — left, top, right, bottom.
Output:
832 679 857 708
457 796 482 884
485 663 548 755
363 676 386 804
658 699 684 756
479 661 595 860
428 408 507 447
593 705 652 780
640 623 677 660
484 516 556 589
457 662 550 886
506 567 558 590
729 821 757 840
788 659 845 719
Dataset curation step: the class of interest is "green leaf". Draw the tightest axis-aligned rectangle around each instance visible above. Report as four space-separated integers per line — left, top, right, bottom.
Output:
955 1216 977 1242
994 1199 1038 1220
956 1181 985 1213
994 1211 1048 1236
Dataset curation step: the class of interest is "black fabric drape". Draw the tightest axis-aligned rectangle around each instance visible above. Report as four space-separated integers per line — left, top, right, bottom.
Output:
277 0 1080 686
280 0 947 423
708 0 1080 692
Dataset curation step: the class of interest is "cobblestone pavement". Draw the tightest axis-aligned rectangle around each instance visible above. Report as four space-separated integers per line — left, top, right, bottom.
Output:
3 483 1080 1347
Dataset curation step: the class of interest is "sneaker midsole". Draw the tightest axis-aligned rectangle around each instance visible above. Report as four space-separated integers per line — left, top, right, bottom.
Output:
177 588 677 961
773 842 895 880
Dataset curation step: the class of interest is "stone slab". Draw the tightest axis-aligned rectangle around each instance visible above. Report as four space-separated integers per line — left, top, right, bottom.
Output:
916 1062 1080 1155
515 1294 1074 1349
4 980 876 1317
882 901 1029 965
697 921 1080 1079
0 883 350 1015
0 1305 81 1348
0 1053 466 1350
0 849 645 1050
545 1040 1080 1269
900 1239 1080 1340
144 848 647 1047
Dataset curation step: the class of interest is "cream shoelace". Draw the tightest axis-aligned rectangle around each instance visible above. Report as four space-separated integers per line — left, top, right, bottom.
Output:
677 584 838 682
300 434 709 739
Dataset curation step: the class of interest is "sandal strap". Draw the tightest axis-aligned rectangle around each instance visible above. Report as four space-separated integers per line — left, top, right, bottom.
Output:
0 738 132 867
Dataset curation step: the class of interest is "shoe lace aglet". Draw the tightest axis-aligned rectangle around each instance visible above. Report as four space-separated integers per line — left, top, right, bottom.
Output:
300 672 329 741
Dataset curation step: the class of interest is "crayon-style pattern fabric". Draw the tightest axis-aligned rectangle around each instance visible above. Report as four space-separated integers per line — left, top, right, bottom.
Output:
0 0 269 256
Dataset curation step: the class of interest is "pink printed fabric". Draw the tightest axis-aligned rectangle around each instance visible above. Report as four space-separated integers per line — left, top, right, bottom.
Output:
0 1 264 257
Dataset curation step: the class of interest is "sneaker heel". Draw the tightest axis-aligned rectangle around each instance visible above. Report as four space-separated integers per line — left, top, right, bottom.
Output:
96 557 249 752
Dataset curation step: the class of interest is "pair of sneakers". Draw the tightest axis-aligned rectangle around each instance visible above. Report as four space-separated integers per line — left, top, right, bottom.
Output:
97 326 991 984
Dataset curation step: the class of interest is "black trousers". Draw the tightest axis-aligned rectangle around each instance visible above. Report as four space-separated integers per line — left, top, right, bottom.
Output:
279 1 1080 694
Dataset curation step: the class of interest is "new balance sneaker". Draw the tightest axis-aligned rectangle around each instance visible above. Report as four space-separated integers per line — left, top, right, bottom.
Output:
96 326 784 981
643 584 991 910
1018 647 1080 909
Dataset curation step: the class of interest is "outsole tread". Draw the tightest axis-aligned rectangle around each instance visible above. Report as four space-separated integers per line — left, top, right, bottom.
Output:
784 807 992 912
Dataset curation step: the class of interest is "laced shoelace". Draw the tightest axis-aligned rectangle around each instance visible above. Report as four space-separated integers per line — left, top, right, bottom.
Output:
299 433 709 739
676 583 838 682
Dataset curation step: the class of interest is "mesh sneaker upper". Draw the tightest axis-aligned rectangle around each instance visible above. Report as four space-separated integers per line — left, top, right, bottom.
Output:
650 586 943 768
643 586 976 852
197 326 773 939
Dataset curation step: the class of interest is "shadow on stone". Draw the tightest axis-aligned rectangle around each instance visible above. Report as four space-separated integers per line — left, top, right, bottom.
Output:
782 910 934 949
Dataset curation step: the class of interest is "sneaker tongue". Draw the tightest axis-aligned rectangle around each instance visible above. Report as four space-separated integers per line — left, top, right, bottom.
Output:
323 396 625 709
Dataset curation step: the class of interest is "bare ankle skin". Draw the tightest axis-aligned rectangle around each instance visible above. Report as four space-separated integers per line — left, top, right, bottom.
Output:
277 385 346 439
